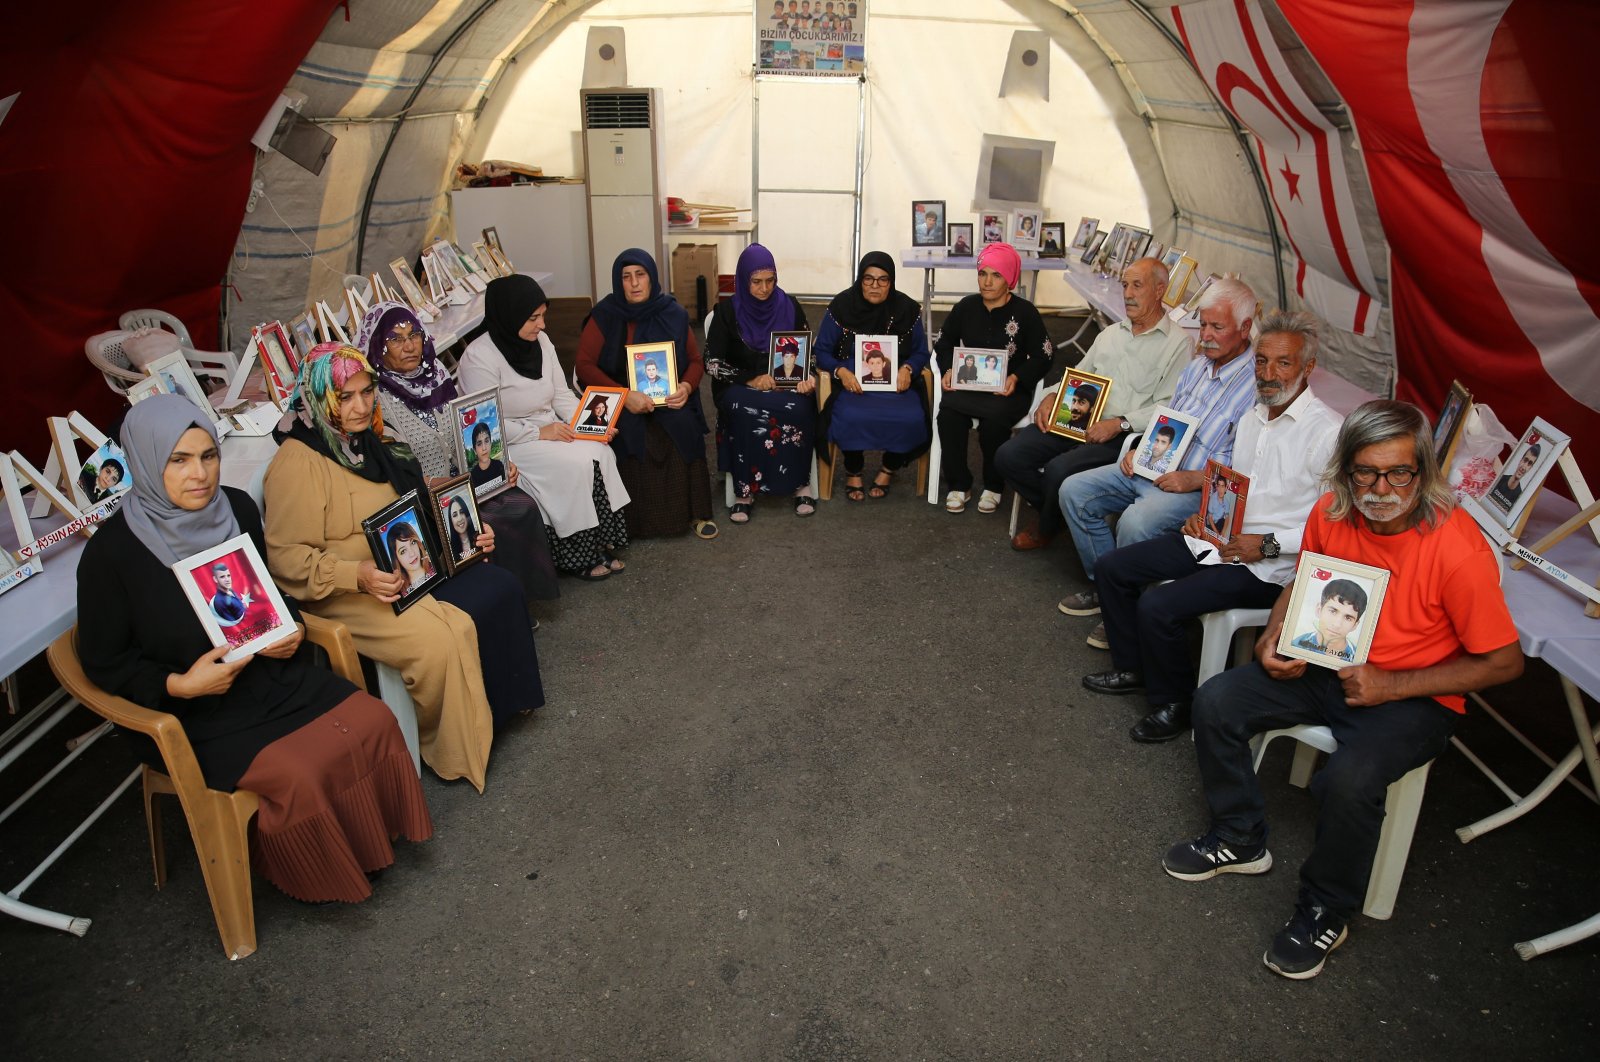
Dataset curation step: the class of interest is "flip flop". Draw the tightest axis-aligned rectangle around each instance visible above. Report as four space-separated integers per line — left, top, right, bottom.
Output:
694 519 720 540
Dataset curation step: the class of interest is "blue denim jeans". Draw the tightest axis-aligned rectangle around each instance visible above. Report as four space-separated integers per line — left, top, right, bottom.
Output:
1058 462 1201 580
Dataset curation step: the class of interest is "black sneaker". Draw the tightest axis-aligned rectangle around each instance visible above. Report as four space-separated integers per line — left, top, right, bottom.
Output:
1161 830 1272 881
1264 896 1348 980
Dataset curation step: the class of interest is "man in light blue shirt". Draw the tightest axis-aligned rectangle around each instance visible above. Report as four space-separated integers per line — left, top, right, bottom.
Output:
1057 277 1261 625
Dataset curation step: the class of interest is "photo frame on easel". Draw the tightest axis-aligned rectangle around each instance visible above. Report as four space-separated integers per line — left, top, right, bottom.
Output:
1432 380 1472 473
315 300 350 345
145 351 221 428
1485 417 1570 537
29 412 112 516
390 258 440 320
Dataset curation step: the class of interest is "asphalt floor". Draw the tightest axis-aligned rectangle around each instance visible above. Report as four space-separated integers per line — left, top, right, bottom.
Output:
1 314 1595 1059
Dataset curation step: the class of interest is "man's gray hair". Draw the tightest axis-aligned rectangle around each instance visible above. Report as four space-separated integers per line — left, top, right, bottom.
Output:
1255 309 1322 366
1321 399 1455 529
1197 276 1257 328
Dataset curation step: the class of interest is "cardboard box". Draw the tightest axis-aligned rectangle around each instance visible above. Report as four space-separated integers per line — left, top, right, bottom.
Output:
671 243 718 316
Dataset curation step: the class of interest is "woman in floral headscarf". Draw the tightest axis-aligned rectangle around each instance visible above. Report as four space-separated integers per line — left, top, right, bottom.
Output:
356 299 559 604
262 343 542 792
931 242 1052 513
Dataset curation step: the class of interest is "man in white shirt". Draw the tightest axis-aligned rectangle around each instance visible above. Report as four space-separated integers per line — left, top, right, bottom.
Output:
1080 310 1344 742
996 258 1193 549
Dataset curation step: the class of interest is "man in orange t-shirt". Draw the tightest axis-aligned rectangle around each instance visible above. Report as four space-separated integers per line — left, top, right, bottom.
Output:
1160 401 1523 980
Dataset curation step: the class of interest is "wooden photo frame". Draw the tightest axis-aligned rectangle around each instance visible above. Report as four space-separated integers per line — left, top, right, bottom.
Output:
448 387 512 501
1164 255 1199 308
571 386 627 439
1038 222 1067 258
430 474 490 575
979 212 1007 248
1199 459 1250 548
1276 552 1391 669
1131 406 1201 481
173 533 298 661
144 351 217 422
770 331 812 388
946 223 974 258
361 491 447 615
1485 417 1570 534
912 200 947 248
854 335 899 391
1071 217 1099 251
1010 209 1043 252
950 346 1009 393
1432 379 1473 473
626 341 679 405
1046 369 1113 441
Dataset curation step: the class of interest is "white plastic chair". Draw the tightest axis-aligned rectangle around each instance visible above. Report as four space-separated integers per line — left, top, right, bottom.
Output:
928 374 1046 507
118 308 239 383
119 308 194 348
85 330 146 395
245 463 421 776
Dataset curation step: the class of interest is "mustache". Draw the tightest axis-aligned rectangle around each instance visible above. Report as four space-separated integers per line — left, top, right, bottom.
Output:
1359 491 1403 507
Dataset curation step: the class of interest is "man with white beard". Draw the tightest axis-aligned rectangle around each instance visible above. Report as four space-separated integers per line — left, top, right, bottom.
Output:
1161 399 1523 981
1082 311 1343 743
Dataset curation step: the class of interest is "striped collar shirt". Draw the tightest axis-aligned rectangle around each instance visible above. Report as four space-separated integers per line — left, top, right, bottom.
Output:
1166 346 1259 472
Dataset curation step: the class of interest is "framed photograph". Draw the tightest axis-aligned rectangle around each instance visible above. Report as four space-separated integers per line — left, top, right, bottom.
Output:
1037 222 1067 258
1198 459 1250 548
1130 406 1201 481
254 321 298 406
854 335 899 391
144 351 216 421
1276 552 1391 669
1079 231 1107 265
1177 273 1221 325
430 475 489 575
950 346 1009 393
1118 226 1152 271
946 223 974 258
126 374 168 405
1010 209 1043 252
1104 222 1132 263
78 439 132 506
448 387 512 501
979 212 1007 248
1161 247 1185 273
482 226 513 273
1071 217 1099 251
770 331 812 388
174 533 298 660
1485 417 1570 534
912 200 946 248
472 240 501 279
1432 379 1473 473
571 386 627 439
288 312 318 363
1164 255 1199 307
361 491 447 615
1046 369 1113 441
389 257 440 317
625 341 679 404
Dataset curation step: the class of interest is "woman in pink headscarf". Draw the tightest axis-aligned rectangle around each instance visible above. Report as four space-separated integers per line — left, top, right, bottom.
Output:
933 242 1054 513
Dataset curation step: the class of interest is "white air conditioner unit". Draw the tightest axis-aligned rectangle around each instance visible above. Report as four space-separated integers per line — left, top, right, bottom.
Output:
580 87 665 302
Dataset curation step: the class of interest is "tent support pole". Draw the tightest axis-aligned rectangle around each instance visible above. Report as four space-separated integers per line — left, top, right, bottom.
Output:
354 0 505 272
1124 0 1287 311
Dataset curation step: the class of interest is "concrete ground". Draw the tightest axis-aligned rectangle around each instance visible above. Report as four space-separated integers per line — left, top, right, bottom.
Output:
2 315 1596 1059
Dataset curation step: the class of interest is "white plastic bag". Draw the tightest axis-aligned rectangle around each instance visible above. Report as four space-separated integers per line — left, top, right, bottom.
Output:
1450 403 1516 501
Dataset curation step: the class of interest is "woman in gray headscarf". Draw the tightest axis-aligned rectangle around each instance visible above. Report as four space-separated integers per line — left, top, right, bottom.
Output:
75 393 432 904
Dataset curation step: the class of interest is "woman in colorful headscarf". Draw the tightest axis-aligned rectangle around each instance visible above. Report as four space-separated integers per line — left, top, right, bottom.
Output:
813 251 931 501
458 275 633 581
262 344 543 792
75 394 432 902
933 242 1053 513
576 248 716 539
356 300 559 604
705 243 816 521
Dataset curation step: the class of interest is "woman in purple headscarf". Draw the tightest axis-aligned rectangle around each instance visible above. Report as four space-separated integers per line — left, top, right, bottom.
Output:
932 242 1053 514
705 243 817 520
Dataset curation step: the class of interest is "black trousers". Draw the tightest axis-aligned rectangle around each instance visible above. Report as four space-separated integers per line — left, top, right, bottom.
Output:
993 424 1125 537
841 450 911 475
1193 663 1457 919
1096 533 1283 705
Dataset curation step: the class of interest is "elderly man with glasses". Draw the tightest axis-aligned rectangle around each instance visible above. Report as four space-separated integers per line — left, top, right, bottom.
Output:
1161 399 1523 981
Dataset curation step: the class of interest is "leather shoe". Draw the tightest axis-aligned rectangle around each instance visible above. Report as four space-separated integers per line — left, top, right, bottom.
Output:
1011 527 1056 551
1082 670 1145 695
1130 703 1192 743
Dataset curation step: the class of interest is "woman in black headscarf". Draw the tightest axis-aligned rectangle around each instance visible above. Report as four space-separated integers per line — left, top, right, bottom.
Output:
459 275 632 581
813 251 932 500
357 299 559 604
576 248 717 539
75 393 432 902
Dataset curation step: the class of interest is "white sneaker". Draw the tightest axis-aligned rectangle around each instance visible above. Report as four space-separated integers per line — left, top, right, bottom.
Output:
977 489 1003 513
944 490 971 513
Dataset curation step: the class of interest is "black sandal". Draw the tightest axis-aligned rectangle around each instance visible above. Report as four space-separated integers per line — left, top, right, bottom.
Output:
869 468 895 499
730 501 754 523
793 495 817 517
843 475 865 502
573 560 611 582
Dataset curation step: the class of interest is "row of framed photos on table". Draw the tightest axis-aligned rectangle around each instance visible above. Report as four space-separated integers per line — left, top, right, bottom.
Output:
911 200 1070 258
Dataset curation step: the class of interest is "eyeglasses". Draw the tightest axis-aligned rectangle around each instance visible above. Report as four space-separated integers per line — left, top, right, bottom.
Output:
384 331 423 349
1348 466 1417 487
860 275 891 287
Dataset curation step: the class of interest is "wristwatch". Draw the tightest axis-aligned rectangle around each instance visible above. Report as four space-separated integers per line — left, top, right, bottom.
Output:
1260 533 1280 559
1118 416 1132 432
